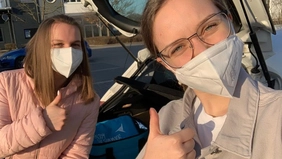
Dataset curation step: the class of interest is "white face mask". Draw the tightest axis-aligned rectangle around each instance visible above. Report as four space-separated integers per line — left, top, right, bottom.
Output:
174 35 243 97
51 47 83 78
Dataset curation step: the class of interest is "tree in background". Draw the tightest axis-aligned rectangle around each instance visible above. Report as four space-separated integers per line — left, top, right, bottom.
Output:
14 0 63 23
265 0 270 9
268 0 282 24
82 12 108 37
109 0 141 21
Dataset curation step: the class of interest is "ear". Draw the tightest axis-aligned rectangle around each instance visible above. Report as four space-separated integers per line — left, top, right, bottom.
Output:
227 12 233 21
156 57 169 69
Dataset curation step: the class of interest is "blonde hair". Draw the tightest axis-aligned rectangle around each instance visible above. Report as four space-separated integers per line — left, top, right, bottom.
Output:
24 14 95 106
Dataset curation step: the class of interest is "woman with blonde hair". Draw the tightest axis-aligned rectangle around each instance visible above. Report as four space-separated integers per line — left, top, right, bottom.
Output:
0 14 100 158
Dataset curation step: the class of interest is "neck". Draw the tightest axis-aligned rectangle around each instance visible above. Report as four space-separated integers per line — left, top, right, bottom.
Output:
54 72 69 91
194 89 231 117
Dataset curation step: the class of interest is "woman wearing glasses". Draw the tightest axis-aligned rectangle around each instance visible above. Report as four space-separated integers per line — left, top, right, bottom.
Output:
137 0 282 159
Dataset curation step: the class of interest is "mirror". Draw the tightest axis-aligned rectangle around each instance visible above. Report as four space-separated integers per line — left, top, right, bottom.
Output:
108 0 147 22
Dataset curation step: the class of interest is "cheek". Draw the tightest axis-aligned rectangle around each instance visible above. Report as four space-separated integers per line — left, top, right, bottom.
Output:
193 49 203 58
178 58 191 66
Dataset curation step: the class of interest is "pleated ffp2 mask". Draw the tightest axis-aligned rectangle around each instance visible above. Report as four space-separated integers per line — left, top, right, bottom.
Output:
51 47 83 78
174 35 243 97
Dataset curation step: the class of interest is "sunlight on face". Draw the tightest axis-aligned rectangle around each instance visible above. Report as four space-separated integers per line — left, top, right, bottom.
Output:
50 22 82 81
51 22 82 50
153 0 221 67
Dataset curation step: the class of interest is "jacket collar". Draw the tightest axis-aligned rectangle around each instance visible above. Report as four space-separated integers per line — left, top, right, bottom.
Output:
181 68 259 158
213 68 259 158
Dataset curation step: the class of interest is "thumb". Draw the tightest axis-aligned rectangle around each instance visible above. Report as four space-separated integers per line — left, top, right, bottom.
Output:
50 90 62 106
148 108 161 139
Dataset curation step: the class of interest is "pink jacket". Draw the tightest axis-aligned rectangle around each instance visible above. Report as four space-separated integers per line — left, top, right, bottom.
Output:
0 69 100 159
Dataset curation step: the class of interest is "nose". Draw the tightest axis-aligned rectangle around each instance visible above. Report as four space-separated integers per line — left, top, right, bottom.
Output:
190 37 210 57
63 44 72 48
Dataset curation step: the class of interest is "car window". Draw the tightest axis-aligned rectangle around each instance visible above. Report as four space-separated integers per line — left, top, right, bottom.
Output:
108 0 147 22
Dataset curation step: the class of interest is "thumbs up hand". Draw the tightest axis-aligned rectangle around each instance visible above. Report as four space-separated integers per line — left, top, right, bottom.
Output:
143 108 196 159
43 91 67 131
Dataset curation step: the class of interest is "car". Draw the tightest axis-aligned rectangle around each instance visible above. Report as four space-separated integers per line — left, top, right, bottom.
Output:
86 0 282 158
0 48 26 69
0 41 92 69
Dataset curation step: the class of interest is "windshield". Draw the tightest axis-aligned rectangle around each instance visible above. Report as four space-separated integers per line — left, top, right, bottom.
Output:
108 0 147 22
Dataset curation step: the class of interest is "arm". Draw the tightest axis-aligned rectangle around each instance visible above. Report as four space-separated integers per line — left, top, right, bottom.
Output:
60 95 100 159
0 73 52 158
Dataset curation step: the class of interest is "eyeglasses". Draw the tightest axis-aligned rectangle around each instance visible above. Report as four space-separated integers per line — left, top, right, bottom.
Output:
157 11 231 68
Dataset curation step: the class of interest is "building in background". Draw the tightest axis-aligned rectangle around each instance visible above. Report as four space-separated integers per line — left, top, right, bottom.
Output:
0 0 102 50
0 0 13 50
0 0 41 49
63 0 110 38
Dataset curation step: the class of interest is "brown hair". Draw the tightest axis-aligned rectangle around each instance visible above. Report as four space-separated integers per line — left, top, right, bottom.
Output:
24 14 95 106
141 0 229 58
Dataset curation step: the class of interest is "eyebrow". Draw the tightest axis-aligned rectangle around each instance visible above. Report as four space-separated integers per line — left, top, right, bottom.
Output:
194 11 222 30
159 11 223 53
167 11 222 47
52 40 81 43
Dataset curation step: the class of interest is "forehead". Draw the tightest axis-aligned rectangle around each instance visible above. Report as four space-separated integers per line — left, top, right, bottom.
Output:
51 22 81 41
153 0 220 51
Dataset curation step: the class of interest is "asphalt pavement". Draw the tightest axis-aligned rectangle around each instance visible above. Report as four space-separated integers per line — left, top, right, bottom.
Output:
89 42 145 97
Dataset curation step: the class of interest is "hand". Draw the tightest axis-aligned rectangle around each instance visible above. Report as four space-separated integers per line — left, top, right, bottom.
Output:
43 91 66 131
143 108 196 159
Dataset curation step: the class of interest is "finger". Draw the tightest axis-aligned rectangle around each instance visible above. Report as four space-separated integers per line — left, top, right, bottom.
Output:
148 108 161 139
172 128 195 143
51 90 62 106
186 149 196 159
182 139 195 153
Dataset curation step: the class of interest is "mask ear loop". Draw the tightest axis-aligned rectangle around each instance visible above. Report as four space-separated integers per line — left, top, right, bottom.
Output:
228 16 236 36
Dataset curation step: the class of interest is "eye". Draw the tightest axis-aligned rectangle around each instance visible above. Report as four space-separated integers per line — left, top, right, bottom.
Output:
204 23 218 32
171 45 184 54
169 41 189 57
200 21 220 37
52 43 64 48
72 43 81 49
